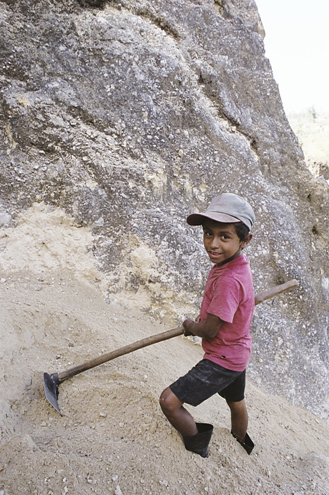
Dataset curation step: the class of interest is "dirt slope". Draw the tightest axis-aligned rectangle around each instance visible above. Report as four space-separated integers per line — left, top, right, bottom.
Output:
0 205 328 495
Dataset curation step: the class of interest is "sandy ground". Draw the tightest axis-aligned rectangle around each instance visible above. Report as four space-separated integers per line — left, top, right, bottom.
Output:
0 204 329 495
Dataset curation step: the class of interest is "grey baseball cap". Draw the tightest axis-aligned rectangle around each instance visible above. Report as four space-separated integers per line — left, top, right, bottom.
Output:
186 193 255 230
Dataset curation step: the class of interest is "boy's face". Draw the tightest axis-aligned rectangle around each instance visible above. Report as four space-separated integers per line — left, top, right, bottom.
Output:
203 219 252 265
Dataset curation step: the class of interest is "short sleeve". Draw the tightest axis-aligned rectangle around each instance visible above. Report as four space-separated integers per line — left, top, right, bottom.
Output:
207 276 241 323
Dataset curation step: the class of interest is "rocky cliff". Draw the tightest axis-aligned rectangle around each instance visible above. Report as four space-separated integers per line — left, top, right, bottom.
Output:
0 0 328 420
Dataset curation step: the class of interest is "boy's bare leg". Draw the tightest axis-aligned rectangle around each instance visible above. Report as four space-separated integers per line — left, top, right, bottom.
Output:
159 387 198 437
226 398 248 442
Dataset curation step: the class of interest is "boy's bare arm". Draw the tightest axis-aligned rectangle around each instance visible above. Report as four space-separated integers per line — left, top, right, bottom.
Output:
183 313 223 340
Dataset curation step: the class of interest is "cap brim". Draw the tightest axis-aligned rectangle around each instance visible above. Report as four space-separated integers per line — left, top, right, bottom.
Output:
187 212 241 226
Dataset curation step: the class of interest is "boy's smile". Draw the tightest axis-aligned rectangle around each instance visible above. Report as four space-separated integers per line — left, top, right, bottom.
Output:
203 219 248 265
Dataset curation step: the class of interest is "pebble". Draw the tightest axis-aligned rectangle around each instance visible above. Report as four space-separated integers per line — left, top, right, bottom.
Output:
114 485 123 495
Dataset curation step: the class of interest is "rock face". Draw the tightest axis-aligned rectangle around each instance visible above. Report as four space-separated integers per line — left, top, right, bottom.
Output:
0 0 328 419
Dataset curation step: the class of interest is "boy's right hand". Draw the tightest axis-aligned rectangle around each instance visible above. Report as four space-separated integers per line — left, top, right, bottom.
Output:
183 313 223 340
183 318 195 336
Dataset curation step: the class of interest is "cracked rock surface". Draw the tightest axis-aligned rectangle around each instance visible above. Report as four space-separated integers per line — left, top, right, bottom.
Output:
0 0 328 427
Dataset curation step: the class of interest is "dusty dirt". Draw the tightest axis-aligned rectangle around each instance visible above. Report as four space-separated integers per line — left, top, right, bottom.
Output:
0 204 329 495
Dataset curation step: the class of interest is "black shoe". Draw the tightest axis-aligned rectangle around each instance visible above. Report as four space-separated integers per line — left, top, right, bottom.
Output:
231 430 254 454
183 423 213 458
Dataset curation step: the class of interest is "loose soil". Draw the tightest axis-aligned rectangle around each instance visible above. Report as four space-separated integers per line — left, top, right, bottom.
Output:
0 204 328 494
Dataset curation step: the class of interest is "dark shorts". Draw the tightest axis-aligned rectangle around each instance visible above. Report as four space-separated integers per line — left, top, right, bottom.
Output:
169 359 246 406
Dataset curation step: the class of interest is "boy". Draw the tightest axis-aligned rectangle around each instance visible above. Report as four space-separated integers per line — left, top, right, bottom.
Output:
160 193 255 457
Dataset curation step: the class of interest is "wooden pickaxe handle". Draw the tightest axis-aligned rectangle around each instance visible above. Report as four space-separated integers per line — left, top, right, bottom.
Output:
55 279 299 383
254 279 299 305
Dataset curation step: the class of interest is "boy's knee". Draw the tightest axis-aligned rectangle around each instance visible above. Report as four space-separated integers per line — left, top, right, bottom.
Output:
226 398 246 410
159 387 180 415
159 388 171 412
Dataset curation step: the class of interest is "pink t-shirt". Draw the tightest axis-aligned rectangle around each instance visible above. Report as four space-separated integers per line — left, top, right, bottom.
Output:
200 254 254 372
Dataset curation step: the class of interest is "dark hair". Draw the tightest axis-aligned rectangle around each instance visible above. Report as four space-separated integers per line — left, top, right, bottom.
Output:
234 222 250 242
202 218 250 241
